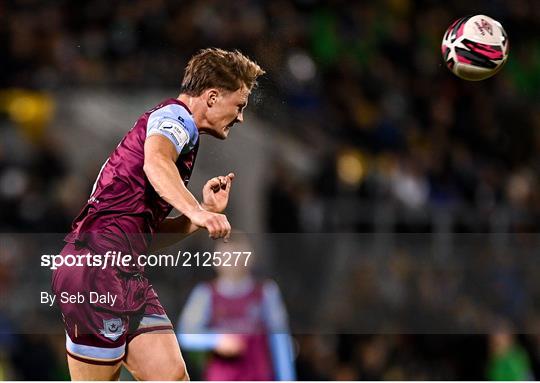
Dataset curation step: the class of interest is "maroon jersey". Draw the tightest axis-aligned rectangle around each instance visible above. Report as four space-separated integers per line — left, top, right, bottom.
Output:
205 281 274 381
65 98 199 272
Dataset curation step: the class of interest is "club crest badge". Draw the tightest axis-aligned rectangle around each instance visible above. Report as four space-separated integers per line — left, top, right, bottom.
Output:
99 318 125 341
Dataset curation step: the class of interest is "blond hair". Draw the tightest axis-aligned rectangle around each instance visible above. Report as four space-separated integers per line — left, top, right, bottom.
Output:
181 48 265 96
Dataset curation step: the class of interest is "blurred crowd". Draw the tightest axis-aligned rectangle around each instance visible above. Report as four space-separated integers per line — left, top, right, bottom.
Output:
294 333 538 380
1 0 540 380
1 0 539 232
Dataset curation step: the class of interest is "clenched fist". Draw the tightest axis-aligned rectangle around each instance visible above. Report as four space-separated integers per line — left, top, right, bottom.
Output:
186 209 231 240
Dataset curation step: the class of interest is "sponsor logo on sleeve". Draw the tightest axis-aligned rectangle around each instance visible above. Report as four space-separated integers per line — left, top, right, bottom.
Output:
157 120 189 148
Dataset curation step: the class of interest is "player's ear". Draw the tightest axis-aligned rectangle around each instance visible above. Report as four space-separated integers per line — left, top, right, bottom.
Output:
206 89 219 108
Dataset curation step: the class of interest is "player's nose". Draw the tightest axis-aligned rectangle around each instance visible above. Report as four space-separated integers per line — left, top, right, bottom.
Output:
236 112 244 123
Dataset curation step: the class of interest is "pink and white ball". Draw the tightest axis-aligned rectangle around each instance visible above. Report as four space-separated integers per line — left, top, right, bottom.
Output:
441 15 509 81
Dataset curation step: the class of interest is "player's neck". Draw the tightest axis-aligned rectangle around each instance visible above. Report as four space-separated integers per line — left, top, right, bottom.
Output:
177 93 196 114
177 93 205 129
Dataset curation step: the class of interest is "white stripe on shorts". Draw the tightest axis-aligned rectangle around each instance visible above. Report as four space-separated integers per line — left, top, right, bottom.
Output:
66 332 125 361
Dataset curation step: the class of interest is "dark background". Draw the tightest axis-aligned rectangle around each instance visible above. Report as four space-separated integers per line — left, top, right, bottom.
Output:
0 0 539 380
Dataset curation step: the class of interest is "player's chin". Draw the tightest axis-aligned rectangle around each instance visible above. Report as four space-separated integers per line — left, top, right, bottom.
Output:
220 127 230 139
207 128 228 140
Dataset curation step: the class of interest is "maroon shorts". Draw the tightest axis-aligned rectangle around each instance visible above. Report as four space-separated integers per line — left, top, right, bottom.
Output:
51 242 173 365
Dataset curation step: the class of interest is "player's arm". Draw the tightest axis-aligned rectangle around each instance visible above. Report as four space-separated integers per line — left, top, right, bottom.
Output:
150 173 235 250
177 284 245 356
262 281 296 381
151 214 198 250
176 283 220 350
143 135 231 240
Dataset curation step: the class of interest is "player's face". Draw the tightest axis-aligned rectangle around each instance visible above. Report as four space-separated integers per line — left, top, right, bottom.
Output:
205 86 250 139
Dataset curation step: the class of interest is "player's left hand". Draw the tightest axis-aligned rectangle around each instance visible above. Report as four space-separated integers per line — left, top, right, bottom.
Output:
202 172 235 213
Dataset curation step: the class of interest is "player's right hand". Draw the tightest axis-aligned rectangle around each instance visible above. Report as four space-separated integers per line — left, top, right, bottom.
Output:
215 334 246 357
187 208 231 240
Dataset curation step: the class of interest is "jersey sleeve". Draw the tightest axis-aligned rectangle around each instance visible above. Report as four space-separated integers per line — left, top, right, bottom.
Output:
176 283 223 351
262 280 297 380
147 104 197 155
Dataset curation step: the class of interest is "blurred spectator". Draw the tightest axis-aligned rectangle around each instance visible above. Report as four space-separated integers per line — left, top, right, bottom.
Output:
487 333 534 380
177 236 296 381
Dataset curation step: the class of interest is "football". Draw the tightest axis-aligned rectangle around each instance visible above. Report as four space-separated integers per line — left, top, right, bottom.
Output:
441 15 509 81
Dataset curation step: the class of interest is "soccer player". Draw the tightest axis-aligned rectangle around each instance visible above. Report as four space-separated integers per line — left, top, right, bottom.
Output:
51 48 265 380
177 238 296 381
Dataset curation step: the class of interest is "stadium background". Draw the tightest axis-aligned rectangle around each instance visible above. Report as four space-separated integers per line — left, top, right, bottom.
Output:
1 0 540 380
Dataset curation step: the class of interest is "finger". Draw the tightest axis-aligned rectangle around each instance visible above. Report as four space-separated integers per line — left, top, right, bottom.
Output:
224 177 233 192
207 177 221 192
221 217 230 238
224 221 231 242
219 216 230 240
218 176 227 190
224 173 234 189
212 219 222 239
212 216 226 239
206 221 218 239
206 177 220 189
217 216 229 239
